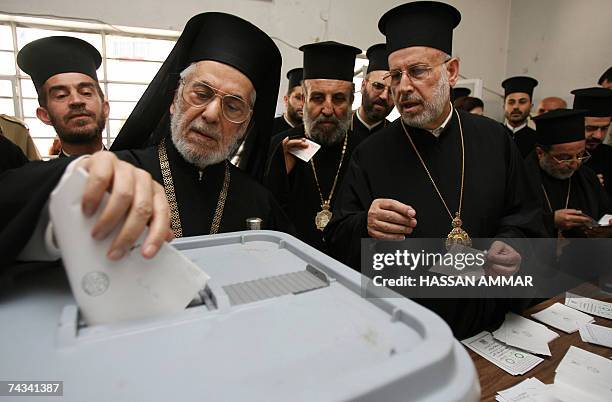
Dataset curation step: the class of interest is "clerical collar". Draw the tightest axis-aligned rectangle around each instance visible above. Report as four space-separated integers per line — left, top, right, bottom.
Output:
427 104 454 138
505 121 527 133
283 114 296 128
356 109 383 131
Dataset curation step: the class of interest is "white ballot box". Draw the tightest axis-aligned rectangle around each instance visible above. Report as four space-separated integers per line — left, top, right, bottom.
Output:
0 231 479 402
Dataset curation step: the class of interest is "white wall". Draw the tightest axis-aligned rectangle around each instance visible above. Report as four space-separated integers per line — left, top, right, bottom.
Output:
507 0 612 111
0 0 513 119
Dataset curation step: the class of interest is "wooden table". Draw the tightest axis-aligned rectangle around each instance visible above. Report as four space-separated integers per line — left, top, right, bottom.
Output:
468 283 612 402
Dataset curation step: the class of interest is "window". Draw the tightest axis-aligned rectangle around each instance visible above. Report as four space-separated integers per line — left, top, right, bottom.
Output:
0 14 179 157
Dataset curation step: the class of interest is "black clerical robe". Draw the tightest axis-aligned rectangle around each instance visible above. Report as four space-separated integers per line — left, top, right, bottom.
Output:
265 125 367 252
350 113 388 139
504 124 537 158
271 115 293 138
0 140 293 267
584 143 612 200
324 110 544 338
524 153 611 237
0 135 28 173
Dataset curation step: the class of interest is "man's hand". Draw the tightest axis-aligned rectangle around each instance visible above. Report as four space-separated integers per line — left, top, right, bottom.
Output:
554 209 593 230
367 198 417 239
596 173 604 187
281 136 308 174
484 240 521 276
76 151 171 261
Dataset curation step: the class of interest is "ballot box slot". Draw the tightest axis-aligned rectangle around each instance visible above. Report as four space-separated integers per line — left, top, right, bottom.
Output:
222 264 332 306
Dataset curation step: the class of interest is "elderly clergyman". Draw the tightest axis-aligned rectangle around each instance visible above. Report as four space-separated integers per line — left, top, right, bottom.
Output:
0 13 292 267
324 1 544 338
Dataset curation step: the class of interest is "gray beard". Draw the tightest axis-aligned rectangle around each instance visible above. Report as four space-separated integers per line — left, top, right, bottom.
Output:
170 105 243 170
303 110 351 146
398 72 450 129
539 155 575 180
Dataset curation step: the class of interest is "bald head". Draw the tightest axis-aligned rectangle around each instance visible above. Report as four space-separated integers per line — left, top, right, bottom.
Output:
535 97 567 116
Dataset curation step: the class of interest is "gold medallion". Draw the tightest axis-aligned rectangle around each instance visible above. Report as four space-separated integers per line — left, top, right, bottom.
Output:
445 213 472 250
315 203 332 231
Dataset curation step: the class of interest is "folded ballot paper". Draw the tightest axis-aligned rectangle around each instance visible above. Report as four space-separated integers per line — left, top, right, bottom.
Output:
49 166 209 326
492 313 559 356
531 302 595 333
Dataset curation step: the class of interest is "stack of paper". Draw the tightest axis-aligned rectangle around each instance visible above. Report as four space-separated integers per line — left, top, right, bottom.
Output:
579 323 612 348
554 346 612 401
531 302 595 333
462 331 544 375
493 313 560 355
495 378 547 402
565 292 612 320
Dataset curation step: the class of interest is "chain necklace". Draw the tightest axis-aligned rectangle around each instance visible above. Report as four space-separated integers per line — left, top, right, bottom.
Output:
310 130 349 231
541 178 571 239
400 109 471 249
158 137 230 237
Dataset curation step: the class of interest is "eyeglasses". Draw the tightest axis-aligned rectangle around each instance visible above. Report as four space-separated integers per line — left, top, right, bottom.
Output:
367 79 391 94
384 59 451 86
585 125 610 133
548 150 591 165
180 79 253 124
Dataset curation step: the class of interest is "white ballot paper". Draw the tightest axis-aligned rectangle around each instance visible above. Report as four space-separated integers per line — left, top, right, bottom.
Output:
495 377 546 402
579 323 612 348
493 313 559 356
288 138 321 162
462 331 544 375
531 302 595 333
597 214 612 225
554 346 612 401
49 167 209 326
565 292 612 320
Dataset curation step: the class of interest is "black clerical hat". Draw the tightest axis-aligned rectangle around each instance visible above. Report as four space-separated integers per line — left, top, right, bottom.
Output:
286 68 303 90
111 12 281 180
378 1 461 55
502 76 538 99
365 44 389 74
533 109 587 145
17 36 101 93
299 41 361 82
451 87 471 102
598 66 611 85
571 87 612 117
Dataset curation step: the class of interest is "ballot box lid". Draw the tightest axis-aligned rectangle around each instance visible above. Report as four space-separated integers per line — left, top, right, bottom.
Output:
0 231 479 402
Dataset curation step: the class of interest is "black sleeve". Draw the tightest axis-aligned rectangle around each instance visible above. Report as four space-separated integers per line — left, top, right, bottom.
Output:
0 135 29 173
324 151 371 270
0 158 73 267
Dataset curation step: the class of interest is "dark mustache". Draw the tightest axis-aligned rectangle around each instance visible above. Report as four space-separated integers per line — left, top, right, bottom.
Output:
64 109 94 122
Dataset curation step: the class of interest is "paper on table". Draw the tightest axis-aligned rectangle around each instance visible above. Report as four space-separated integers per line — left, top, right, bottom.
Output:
565 292 612 320
49 167 209 326
493 312 559 356
288 138 321 162
598 214 612 225
496 377 546 402
531 302 595 333
579 323 612 348
555 346 612 401
462 331 544 375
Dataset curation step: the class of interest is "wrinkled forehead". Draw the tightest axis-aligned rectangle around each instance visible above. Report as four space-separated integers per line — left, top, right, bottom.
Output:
42 72 98 92
304 78 353 95
187 60 255 100
550 139 586 154
366 70 390 83
388 46 445 68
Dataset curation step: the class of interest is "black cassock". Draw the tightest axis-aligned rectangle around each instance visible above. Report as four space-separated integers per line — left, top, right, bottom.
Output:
504 124 537 158
265 125 367 253
271 115 293 138
524 153 611 237
350 113 388 139
584 143 612 200
324 110 545 338
0 135 28 173
0 139 293 267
